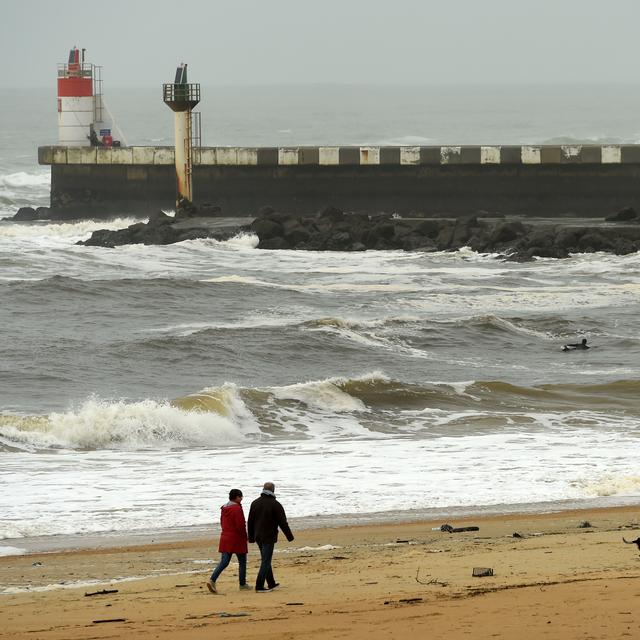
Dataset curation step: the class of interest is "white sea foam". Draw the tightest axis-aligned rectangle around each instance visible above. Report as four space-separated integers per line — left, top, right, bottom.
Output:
2 424 639 541
0 392 259 451
0 170 50 196
295 544 341 551
0 217 140 241
0 546 27 557
574 474 640 497
272 378 367 412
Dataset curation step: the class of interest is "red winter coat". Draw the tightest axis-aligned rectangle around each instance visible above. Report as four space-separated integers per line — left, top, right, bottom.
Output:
218 501 248 554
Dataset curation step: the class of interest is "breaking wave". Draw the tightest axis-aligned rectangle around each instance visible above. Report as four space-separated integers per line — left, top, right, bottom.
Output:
2 375 640 452
0 386 259 451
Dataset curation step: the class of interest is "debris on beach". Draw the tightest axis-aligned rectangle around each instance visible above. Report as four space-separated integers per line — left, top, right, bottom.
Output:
85 588 118 597
512 532 523 538
622 536 640 551
578 521 593 528
91 618 126 624
185 611 251 620
384 597 423 605
415 568 448 586
439 523 480 533
472 567 494 577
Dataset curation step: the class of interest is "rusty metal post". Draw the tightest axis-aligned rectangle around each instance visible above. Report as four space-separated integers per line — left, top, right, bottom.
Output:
162 64 200 208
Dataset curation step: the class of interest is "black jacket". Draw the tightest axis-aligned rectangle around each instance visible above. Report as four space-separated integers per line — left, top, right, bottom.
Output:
247 493 294 544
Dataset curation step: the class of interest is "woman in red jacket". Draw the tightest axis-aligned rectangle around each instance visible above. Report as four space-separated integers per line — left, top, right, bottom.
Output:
206 489 249 593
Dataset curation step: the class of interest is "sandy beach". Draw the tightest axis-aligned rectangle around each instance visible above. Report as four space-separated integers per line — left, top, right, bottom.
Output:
1 505 639 639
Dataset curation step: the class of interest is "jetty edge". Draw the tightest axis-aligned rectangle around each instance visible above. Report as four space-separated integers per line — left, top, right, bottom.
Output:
19 142 640 220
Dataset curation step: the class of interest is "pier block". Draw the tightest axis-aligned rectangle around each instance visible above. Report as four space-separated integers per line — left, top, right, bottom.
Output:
278 148 299 165
298 147 319 165
400 147 421 165
132 147 155 165
339 147 360 165
380 147 401 165
521 146 541 164
440 146 462 164
621 146 640 163
360 147 380 165
499 146 522 164
257 148 278 165
110 148 134 165
237 148 258 165
481 146 501 164
602 146 622 163
540 146 562 164
67 147 96 164
319 147 340 165
420 147 441 164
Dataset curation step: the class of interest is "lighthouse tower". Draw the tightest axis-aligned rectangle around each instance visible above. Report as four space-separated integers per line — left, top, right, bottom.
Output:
57 47 109 146
163 64 200 207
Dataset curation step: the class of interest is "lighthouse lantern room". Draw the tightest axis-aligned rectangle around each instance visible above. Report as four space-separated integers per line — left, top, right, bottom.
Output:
57 47 109 146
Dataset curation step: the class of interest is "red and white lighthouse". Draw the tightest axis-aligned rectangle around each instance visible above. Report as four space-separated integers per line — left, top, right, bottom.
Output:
57 47 110 146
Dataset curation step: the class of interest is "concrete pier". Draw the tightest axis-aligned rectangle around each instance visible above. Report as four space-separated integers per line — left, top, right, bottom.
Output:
38 144 640 217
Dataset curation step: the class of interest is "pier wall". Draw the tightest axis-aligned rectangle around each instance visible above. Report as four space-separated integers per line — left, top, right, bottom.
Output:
39 145 640 216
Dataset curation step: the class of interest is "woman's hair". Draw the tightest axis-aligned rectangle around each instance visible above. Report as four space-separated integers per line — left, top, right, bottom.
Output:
229 488 243 501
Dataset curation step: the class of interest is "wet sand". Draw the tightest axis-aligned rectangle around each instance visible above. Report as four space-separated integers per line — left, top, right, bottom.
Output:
1 505 639 639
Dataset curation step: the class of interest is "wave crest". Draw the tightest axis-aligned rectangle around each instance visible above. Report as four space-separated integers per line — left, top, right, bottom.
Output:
0 389 259 451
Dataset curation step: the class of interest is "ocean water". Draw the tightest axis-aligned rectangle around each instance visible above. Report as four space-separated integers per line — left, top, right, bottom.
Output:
1 85 640 552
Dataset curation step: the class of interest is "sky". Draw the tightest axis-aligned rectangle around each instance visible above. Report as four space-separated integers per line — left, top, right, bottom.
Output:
2 0 640 87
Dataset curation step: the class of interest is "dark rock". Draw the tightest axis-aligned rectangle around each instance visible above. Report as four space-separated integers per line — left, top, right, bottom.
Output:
35 207 51 220
13 207 38 221
576 232 613 253
251 218 284 241
402 235 437 251
605 206 637 222
316 205 344 223
325 231 352 250
489 221 527 245
284 227 311 245
148 210 174 226
197 203 222 217
258 205 276 216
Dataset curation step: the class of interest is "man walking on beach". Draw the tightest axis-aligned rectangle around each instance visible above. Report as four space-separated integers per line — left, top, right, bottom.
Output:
247 482 294 592
207 489 250 594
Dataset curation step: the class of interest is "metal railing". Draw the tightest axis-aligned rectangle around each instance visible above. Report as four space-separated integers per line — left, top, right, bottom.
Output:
93 66 103 122
162 83 201 104
191 111 202 163
57 62 93 78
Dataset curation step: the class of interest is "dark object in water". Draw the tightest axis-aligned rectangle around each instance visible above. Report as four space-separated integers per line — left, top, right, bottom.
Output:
622 537 640 550
578 521 593 528
512 532 523 538
440 524 480 533
472 567 494 577
562 338 589 352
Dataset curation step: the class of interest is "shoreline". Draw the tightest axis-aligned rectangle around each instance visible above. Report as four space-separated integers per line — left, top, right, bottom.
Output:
1 504 639 639
3 495 640 555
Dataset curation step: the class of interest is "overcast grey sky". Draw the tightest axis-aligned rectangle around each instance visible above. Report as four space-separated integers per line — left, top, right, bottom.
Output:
2 0 639 87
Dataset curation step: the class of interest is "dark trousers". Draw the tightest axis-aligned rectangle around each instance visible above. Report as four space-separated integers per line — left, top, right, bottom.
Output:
255 541 276 590
211 552 247 585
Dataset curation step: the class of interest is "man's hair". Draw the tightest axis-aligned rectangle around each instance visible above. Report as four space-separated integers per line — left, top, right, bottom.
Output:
229 488 243 501
263 482 275 493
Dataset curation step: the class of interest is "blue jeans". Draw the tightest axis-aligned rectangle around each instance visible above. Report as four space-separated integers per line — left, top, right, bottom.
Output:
255 541 276 590
211 552 247 585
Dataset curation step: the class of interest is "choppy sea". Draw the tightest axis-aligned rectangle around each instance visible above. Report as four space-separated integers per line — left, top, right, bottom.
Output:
1 85 639 557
